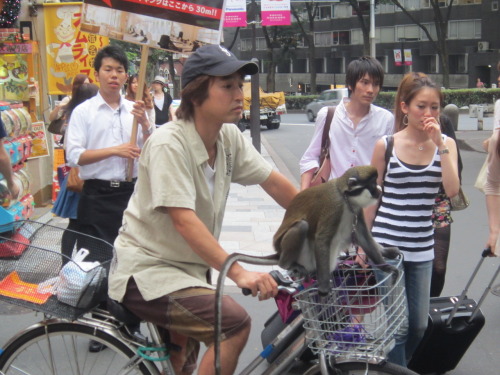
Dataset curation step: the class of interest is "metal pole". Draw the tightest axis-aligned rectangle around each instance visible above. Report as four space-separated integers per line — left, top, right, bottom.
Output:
250 22 261 152
369 0 376 57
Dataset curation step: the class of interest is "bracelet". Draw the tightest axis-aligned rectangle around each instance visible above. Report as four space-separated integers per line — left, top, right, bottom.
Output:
143 126 153 135
437 147 449 155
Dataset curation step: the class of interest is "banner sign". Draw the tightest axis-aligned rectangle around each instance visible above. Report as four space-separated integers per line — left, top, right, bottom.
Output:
261 0 291 26
44 3 107 95
81 0 223 54
223 0 247 27
404 49 412 66
394 49 402 66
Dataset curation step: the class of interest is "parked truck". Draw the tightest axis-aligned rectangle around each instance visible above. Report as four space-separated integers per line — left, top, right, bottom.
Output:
237 83 286 132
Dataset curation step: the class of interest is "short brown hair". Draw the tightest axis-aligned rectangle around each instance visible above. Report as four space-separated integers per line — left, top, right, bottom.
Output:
176 75 214 121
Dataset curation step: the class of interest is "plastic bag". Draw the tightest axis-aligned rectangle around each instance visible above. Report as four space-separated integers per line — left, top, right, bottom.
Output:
38 248 106 309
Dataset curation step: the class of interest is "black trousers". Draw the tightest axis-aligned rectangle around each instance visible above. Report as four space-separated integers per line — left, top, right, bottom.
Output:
77 179 135 253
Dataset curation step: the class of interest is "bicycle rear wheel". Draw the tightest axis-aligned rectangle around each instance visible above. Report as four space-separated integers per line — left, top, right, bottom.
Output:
0 321 157 375
303 361 419 375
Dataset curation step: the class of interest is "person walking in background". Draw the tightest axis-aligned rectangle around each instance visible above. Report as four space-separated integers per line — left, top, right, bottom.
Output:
125 74 156 128
66 45 152 247
299 56 394 190
476 78 485 88
430 111 463 297
151 75 173 127
65 45 152 352
484 59 500 256
365 72 459 367
49 74 89 123
494 61 500 130
52 83 99 262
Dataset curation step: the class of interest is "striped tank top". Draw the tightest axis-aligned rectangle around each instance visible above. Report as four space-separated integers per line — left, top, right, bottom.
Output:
372 135 446 262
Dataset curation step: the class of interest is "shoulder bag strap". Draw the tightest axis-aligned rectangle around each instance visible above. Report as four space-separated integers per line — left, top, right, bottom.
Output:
321 106 336 150
383 135 394 179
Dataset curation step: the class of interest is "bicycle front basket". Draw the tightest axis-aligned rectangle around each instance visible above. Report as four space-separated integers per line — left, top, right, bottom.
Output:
294 255 406 363
0 220 114 320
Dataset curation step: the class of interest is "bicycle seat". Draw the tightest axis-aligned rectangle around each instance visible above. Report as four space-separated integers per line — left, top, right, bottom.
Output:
107 297 142 326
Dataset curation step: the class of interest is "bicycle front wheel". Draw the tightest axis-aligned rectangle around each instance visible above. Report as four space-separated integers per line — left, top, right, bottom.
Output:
303 361 419 375
0 321 157 375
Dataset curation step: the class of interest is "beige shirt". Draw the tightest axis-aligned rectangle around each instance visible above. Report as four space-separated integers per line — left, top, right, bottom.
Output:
108 119 273 301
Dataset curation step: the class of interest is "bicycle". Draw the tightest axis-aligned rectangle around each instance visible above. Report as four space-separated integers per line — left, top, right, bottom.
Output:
0 220 417 375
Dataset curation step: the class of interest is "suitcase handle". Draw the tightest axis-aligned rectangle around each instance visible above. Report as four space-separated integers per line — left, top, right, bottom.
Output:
445 248 497 326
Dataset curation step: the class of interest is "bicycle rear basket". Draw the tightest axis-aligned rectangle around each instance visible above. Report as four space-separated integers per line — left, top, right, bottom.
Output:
0 220 114 320
294 255 406 363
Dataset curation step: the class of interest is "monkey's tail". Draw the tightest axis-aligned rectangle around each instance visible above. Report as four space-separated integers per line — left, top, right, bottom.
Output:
214 253 279 375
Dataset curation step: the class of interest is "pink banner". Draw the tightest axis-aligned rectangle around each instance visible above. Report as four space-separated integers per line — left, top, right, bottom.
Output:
262 11 290 26
261 0 291 26
223 12 246 27
224 0 247 27
394 49 402 66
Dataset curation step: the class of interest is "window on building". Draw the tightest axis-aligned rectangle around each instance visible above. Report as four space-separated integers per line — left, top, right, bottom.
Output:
449 55 468 74
376 3 396 13
396 25 419 40
256 37 267 50
422 54 438 73
315 58 325 73
352 2 369 16
241 39 251 52
351 29 363 45
420 23 437 41
316 5 332 19
315 32 333 46
277 60 291 73
378 27 396 43
295 59 308 74
333 4 352 18
448 19 481 39
333 31 350 45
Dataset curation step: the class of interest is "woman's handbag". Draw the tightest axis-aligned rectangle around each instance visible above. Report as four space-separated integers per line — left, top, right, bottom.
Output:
47 117 65 135
450 187 470 211
474 158 487 193
309 107 336 187
66 167 84 193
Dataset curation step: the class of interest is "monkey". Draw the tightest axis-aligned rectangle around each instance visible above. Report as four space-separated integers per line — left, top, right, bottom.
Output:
273 165 400 296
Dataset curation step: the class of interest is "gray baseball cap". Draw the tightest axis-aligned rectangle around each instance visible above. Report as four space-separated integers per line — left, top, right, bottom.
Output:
181 45 258 89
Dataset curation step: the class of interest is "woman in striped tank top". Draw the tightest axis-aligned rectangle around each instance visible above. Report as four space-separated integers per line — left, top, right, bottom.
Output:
365 73 460 367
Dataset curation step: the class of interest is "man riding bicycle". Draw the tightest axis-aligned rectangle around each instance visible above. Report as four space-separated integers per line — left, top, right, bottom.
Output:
108 45 298 375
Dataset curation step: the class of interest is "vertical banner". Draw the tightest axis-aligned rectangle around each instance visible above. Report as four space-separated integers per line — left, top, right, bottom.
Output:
81 0 224 54
261 0 291 26
394 49 402 66
404 49 412 66
44 2 108 95
223 0 247 27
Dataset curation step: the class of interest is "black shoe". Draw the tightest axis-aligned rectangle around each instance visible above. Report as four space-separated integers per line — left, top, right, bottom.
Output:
89 340 107 353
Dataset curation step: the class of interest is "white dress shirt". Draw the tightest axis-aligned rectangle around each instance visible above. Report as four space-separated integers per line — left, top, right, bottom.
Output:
66 92 147 181
300 98 394 179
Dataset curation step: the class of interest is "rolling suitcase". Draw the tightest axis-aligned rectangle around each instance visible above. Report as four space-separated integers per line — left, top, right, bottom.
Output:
408 248 500 375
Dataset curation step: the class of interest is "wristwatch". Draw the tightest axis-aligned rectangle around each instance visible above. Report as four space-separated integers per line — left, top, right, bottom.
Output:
437 147 449 155
143 126 154 135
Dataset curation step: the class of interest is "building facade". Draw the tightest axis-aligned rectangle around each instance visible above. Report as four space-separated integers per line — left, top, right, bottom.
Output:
233 0 500 93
